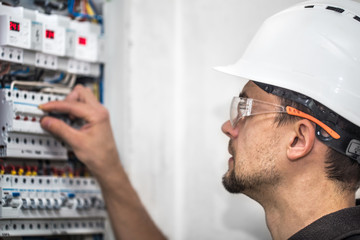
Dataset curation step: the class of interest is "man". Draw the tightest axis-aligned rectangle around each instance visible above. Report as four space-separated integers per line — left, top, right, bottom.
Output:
217 0 360 239
40 0 360 239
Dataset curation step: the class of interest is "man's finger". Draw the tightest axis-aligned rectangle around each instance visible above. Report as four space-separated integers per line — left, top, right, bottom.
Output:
39 101 95 122
67 84 99 105
40 116 80 147
65 88 80 102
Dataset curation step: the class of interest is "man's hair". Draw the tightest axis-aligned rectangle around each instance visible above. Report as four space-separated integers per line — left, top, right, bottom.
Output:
275 96 360 192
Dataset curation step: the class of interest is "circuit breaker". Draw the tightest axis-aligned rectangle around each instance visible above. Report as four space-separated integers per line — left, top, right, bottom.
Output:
0 89 67 160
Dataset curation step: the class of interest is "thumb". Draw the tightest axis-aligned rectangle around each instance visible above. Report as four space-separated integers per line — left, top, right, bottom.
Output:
40 116 79 147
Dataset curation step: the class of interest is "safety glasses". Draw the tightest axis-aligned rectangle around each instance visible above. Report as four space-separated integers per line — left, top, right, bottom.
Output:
230 97 340 139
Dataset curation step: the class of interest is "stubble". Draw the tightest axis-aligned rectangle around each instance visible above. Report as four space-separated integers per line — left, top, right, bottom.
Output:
222 136 282 194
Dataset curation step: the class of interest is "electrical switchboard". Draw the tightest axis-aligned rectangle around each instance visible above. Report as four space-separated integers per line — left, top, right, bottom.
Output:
0 1 108 239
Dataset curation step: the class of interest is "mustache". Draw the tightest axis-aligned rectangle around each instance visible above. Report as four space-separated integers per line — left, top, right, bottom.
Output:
228 140 235 156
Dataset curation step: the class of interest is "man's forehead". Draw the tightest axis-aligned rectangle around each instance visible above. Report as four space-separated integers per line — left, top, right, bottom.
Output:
239 81 257 97
239 81 277 102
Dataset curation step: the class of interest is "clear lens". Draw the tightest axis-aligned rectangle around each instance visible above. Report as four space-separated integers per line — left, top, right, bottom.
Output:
230 97 240 127
230 97 253 127
230 97 286 127
228 96 340 140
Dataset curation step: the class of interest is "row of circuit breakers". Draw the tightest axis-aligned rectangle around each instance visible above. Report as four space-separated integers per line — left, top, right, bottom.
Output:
0 3 108 238
0 3 104 77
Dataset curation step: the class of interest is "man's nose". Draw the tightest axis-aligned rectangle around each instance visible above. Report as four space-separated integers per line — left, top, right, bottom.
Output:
221 120 239 138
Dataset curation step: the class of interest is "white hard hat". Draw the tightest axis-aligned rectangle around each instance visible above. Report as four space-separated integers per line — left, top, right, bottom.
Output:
216 0 360 128
216 0 360 162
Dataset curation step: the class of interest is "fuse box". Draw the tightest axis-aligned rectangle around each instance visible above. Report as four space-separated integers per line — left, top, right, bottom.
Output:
0 1 109 239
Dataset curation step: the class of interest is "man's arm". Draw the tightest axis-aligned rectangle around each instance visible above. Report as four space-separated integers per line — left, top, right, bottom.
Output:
40 85 166 240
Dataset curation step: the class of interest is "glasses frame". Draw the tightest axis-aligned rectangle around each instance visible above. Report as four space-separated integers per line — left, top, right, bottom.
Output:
230 97 340 139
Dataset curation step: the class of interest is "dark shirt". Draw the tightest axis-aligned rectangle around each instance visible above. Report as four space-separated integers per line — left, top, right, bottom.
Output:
289 200 360 240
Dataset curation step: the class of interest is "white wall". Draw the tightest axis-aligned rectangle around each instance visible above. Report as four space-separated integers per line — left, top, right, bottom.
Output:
104 0 304 239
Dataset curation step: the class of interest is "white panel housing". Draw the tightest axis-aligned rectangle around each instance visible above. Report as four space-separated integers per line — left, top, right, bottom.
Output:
0 218 105 236
0 89 68 160
0 15 31 50
71 21 100 62
0 175 106 219
36 12 66 56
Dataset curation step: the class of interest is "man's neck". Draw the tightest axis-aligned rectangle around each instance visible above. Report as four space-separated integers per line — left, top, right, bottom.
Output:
248 177 355 240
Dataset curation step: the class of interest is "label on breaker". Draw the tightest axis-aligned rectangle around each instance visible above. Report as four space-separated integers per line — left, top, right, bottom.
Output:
31 21 42 51
65 28 76 57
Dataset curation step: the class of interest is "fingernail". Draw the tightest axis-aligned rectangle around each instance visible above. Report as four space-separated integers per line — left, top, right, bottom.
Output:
40 118 50 129
38 104 43 110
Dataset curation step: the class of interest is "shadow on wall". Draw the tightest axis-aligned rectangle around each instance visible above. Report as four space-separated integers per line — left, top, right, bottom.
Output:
223 195 272 240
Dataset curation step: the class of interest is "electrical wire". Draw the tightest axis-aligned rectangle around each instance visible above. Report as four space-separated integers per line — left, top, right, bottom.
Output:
88 0 97 14
0 62 11 76
82 0 87 15
46 72 65 83
62 73 71 85
53 73 71 85
67 74 76 88
10 80 58 91
85 0 97 23
0 62 11 88
93 234 104 240
68 0 103 23
0 0 20 6
34 69 45 81
10 74 75 95
34 0 68 14
99 64 104 103
40 74 76 94
10 67 30 76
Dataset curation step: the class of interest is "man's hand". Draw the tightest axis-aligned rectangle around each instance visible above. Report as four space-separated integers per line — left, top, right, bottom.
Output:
40 84 120 177
40 85 166 240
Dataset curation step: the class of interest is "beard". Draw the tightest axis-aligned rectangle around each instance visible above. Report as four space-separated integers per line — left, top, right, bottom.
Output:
222 168 247 193
222 140 281 194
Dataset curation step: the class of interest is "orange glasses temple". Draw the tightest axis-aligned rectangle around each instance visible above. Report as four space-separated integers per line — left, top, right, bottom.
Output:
286 106 340 139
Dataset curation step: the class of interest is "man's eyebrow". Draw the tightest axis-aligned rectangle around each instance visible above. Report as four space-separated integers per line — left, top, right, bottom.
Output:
239 91 249 98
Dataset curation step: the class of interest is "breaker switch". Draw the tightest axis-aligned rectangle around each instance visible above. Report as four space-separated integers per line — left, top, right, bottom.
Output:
83 198 91 210
91 196 105 209
97 199 105 210
21 198 30 210
2 192 21 207
10 198 21 208
4 194 13 201
61 194 75 209
76 198 84 210
45 198 53 210
53 198 62 210
38 198 45 210
29 198 37 210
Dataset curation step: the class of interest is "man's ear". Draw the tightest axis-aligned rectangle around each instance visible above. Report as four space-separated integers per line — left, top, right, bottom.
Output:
287 120 316 161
